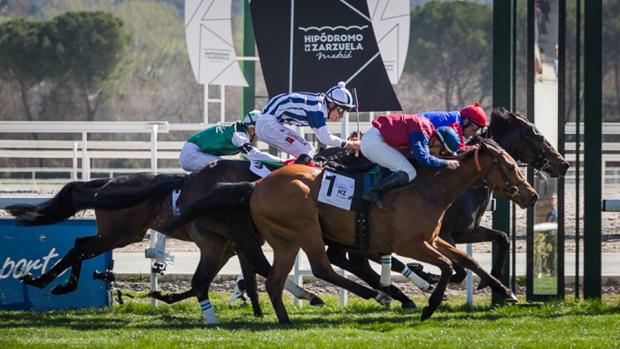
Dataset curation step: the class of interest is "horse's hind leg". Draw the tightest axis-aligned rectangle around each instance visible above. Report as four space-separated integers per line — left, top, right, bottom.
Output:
21 235 106 291
264 238 299 324
150 288 196 304
227 211 324 307
236 250 262 317
433 238 517 302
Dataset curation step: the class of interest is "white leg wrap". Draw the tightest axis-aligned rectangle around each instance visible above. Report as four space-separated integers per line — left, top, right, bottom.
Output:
199 299 218 325
379 255 392 287
401 266 432 292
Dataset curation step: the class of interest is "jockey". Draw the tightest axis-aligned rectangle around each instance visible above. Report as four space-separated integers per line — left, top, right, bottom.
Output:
420 101 488 149
179 110 282 172
361 114 461 204
255 81 361 165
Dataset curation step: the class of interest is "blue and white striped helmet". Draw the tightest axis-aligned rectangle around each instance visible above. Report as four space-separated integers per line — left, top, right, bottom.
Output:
325 81 356 111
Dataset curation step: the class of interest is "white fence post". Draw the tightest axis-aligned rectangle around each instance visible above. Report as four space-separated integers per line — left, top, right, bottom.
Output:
466 243 473 307
81 132 90 180
72 142 78 180
220 85 226 123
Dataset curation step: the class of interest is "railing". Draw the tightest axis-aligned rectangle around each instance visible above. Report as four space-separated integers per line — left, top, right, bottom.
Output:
0 121 174 181
2 120 620 183
0 120 367 182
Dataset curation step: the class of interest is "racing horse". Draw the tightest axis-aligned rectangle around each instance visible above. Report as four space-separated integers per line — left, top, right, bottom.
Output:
327 108 569 290
6 160 326 323
156 138 539 323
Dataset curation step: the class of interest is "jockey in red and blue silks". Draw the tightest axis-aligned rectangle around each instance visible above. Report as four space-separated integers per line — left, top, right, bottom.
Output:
421 101 488 149
360 114 461 204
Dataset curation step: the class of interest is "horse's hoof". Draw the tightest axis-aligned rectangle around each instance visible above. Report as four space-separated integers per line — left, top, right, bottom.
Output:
477 279 490 290
253 310 264 318
147 291 162 298
506 291 518 303
19 273 34 284
422 285 434 294
148 291 172 304
401 301 417 310
420 306 434 321
449 274 466 284
426 274 441 285
309 296 325 307
375 291 392 307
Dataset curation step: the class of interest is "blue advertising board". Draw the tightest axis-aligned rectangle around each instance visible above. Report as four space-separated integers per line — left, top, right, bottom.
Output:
0 219 111 310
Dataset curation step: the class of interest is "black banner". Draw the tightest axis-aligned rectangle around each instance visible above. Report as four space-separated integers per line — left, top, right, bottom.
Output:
251 0 401 112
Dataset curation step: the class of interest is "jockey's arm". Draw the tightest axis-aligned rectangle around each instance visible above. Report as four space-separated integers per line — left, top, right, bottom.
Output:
232 132 282 163
410 134 448 169
313 125 346 148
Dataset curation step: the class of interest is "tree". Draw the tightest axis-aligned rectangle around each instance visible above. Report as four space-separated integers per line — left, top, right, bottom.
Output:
49 11 129 121
0 19 50 121
407 1 492 110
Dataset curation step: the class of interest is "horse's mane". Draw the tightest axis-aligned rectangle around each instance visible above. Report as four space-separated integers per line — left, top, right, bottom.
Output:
487 107 531 137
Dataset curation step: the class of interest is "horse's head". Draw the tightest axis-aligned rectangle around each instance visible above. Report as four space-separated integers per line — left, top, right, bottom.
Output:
486 108 569 177
474 139 539 208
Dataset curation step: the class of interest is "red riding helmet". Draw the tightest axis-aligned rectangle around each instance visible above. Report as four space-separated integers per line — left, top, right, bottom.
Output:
460 101 487 127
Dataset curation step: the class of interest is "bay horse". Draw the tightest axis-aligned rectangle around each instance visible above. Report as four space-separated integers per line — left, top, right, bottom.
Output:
157 138 539 323
327 108 569 291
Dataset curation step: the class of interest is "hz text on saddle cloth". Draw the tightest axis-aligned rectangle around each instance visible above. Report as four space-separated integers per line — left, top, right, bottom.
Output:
318 170 355 210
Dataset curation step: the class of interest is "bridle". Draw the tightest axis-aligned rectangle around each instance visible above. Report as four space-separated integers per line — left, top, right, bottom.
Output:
522 124 554 174
474 143 527 198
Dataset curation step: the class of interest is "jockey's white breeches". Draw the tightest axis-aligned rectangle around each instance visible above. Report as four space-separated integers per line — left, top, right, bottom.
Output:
179 142 221 172
255 113 315 158
360 127 417 182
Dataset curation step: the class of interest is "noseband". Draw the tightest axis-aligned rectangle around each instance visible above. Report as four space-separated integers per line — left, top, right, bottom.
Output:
521 123 556 173
474 145 527 198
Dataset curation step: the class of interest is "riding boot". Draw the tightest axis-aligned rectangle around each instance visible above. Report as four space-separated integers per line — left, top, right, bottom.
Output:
361 171 410 204
294 154 313 165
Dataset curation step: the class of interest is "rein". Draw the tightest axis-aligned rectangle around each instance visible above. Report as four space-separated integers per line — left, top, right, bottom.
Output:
475 145 527 198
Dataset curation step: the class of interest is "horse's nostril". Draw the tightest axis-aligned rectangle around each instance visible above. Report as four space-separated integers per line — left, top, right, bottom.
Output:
531 192 539 203
562 162 570 170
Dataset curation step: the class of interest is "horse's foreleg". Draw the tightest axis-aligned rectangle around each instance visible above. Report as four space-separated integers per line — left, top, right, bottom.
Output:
433 238 517 302
192 242 230 325
300 238 387 306
453 226 510 289
398 240 453 321
342 250 417 309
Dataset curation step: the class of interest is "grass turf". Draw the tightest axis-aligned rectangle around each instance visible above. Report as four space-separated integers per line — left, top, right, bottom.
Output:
1 293 619 348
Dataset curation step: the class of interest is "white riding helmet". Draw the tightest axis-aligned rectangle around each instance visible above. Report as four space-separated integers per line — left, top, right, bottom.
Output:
241 110 260 128
325 81 356 111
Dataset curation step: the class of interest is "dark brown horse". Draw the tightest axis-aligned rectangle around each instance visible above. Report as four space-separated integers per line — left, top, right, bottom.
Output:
158 138 539 323
6 160 325 324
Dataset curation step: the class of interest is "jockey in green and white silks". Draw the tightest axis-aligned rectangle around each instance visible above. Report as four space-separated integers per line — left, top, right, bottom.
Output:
179 110 282 172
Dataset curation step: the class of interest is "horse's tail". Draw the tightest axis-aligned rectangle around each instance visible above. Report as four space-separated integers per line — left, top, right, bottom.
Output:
5 178 109 226
157 181 255 234
6 174 187 226
92 174 186 210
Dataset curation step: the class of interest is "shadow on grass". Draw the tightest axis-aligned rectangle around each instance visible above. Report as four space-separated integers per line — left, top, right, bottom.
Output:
1 301 619 332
